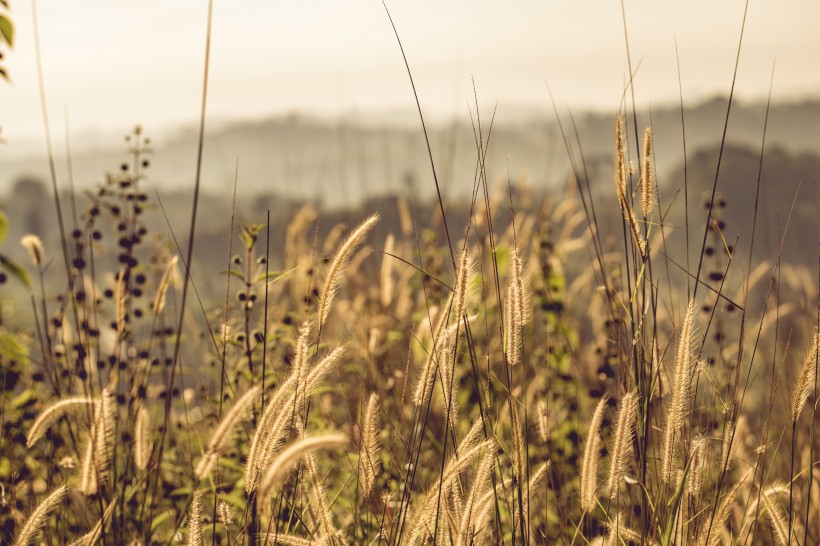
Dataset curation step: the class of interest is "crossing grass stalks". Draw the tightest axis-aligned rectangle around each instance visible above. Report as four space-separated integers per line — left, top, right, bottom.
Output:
1 123 817 543
0 8 818 545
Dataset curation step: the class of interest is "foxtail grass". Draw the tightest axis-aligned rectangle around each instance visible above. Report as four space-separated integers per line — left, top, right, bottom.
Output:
26 396 94 448
152 255 178 316
614 114 646 257
20 234 44 266
68 497 116 546
317 214 380 327
134 406 152 471
187 490 203 546
258 433 349 500
580 396 608 513
640 127 654 220
608 389 639 498
662 299 698 484
245 344 346 492
195 384 261 479
360 392 382 498
13 484 68 546
791 330 819 423
505 248 528 366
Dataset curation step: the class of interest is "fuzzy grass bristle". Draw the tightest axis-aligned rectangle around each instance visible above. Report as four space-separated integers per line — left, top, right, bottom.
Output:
662 299 698 483
607 389 638 499
13 484 68 546
258 432 349 500
580 395 608 512
791 330 819 422
317 213 379 327
194 384 260 479
360 392 382 498
20 234 44 266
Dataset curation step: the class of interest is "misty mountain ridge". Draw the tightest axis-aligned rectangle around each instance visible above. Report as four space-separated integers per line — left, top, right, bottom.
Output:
1 95 818 207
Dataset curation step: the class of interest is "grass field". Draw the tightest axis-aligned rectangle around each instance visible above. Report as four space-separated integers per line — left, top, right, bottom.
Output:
0 2 818 545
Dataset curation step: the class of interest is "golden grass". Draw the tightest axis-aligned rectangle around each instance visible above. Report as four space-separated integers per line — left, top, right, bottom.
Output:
3 116 817 545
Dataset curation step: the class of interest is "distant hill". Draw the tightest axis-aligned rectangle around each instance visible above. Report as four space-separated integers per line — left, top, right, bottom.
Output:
1 97 819 205
667 143 819 268
0 139 815 330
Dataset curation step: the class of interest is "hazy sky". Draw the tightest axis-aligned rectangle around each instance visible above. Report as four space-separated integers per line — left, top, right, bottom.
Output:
0 1 818 143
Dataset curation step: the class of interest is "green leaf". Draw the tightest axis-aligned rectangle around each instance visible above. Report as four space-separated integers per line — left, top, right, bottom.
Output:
0 15 13 48
662 457 690 546
11 388 36 409
170 486 192 498
220 269 245 282
256 265 298 286
219 457 244 472
0 209 8 244
254 270 284 283
0 331 29 367
495 245 511 278
239 224 263 250
150 511 170 533
0 252 31 289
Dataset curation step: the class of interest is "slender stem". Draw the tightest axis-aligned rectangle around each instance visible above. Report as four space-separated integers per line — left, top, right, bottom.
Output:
789 420 796 546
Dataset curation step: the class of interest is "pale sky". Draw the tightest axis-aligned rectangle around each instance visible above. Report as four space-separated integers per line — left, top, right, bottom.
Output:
0 0 818 144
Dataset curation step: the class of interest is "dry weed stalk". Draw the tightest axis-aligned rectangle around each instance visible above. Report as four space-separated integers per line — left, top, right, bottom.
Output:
216 501 233 531
721 415 748 472
415 245 473 412
80 389 115 495
79 434 98 494
791 330 819 422
272 535 322 546
303 447 343 542
413 293 454 406
152 255 178 315
317 213 379 327
536 399 550 445
511 406 526 489
438 325 460 430
614 114 646 256
68 498 116 546
27 397 94 448
455 449 495 546
606 518 657 546
408 431 494 545
380 233 395 307
640 127 654 219
134 406 152 471
293 320 312 375
696 471 749 546
245 343 345 492
13 484 68 546
187 490 203 546
662 299 698 483
114 268 127 336
688 435 708 499
20 234 44 266
607 389 639 498
580 395 608 512
258 432 348 500
453 245 472 321
505 248 529 366
514 460 552 541
195 384 261 479
361 393 382 498
759 485 790 545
